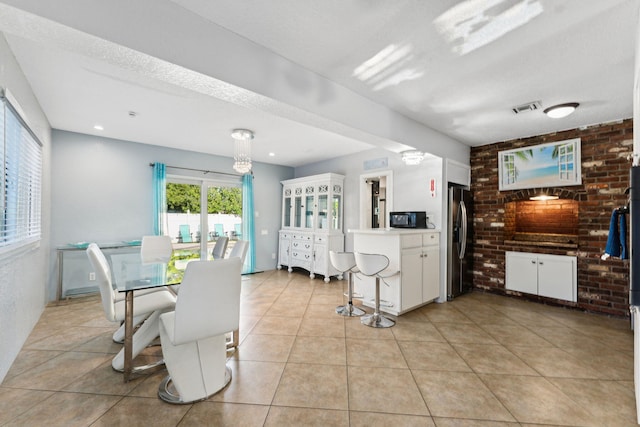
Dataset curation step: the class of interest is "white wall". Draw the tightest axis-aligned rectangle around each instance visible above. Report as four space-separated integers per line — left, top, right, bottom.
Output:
51 130 293 299
0 33 52 383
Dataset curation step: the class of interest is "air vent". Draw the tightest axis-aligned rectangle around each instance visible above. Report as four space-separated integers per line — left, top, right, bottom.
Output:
512 101 542 114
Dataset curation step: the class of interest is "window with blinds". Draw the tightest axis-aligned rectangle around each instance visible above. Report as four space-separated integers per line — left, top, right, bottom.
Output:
0 93 42 251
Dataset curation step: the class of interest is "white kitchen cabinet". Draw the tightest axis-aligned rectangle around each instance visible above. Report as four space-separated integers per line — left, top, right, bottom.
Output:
352 230 440 315
278 173 344 282
505 251 576 302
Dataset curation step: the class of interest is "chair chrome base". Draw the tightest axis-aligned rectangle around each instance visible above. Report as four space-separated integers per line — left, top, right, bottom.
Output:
361 313 395 328
158 365 232 404
336 304 365 317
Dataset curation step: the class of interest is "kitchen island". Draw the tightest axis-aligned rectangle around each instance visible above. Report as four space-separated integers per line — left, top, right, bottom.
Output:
350 229 440 316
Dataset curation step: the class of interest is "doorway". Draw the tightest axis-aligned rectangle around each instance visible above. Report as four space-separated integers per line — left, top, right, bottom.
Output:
359 171 393 229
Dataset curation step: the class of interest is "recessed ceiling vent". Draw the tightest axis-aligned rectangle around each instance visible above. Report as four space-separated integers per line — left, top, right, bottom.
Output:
512 101 542 114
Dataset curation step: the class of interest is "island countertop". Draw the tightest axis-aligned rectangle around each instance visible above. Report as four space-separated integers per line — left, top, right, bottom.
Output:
348 228 440 235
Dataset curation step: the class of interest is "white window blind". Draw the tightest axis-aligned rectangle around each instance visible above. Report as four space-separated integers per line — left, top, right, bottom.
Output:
0 92 42 249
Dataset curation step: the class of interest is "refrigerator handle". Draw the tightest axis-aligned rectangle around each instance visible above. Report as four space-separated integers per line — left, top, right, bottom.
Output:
459 200 468 259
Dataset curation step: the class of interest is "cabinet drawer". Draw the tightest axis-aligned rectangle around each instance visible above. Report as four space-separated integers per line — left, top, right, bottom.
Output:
292 233 312 241
401 234 422 249
291 240 312 251
422 233 439 246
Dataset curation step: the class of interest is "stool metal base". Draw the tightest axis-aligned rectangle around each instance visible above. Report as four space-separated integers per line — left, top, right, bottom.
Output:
361 313 395 328
336 304 365 317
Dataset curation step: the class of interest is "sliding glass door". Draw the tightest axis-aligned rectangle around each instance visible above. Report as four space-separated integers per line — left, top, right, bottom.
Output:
165 176 242 267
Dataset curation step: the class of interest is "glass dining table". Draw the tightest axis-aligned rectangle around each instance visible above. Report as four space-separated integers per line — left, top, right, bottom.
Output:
109 252 183 382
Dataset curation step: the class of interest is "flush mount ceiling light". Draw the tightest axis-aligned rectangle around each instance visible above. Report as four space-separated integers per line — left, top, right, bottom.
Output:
543 102 579 119
401 150 424 165
231 128 254 174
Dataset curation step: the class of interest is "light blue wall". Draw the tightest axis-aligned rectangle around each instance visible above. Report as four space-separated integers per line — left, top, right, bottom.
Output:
50 130 293 299
0 33 52 383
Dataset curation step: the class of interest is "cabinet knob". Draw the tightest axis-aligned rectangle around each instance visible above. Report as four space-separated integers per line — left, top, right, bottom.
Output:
531 260 536 264
538 261 544 265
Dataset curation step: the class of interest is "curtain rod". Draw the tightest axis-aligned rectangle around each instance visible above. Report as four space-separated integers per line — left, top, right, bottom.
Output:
149 163 246 177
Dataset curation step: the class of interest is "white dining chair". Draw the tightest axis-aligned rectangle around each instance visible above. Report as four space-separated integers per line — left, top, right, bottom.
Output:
86 243 176 371
227 239 248 264
141 235 173 263
158 258 242 404
212 236 229 260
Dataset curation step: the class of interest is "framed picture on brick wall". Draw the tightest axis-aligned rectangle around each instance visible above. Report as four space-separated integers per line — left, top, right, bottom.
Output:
498 138 581 191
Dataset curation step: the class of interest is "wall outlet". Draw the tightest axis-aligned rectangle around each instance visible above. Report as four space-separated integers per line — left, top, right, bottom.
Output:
89 272 96 281
271 253 276 259
261 229 268 235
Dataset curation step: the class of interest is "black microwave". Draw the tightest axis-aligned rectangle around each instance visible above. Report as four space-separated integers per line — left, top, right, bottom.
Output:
389 211 427 228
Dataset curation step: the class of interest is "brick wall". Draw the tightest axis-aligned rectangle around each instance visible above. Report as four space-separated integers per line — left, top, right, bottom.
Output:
470 119 633 317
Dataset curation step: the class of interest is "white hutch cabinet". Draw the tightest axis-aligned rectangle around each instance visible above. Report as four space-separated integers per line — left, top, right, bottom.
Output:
278 173 345 282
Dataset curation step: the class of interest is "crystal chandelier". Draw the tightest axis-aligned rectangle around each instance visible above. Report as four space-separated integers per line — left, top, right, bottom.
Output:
231 129 254 174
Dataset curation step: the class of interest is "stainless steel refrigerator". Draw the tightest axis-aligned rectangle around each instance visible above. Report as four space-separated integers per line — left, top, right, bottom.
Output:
447 184 473 300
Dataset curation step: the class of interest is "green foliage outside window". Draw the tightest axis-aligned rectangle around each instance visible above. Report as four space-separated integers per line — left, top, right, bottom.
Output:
166 183 242 215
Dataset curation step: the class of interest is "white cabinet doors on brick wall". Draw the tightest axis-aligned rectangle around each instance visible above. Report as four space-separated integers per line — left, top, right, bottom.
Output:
505 251 576 302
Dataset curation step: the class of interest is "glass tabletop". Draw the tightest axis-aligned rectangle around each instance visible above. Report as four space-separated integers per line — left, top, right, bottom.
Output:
109 252 183 292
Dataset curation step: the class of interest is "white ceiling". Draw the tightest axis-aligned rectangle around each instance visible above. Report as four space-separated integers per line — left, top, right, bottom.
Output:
0 0 637 167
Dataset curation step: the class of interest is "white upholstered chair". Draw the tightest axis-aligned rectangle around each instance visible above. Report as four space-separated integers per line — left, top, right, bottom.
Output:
211 236 229 260
86 243 177 370
141 235 173 263
111 235 174 342
228 240 248 264
158 258 242 404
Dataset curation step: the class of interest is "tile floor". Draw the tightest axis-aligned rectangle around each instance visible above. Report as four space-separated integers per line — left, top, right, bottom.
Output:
0 269 637 426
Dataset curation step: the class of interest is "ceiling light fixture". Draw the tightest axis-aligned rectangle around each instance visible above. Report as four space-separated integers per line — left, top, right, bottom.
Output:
401 150 424 165
543 102 579 119
231 128 254 174
93 124 104 131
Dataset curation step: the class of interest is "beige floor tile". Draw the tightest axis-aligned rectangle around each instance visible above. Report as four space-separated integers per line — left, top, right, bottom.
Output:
391 320 446 342
479 323 553 347
2 349 63 380
288 336 346 365
61 359 143 395
346 338 407 368
3 391 121 427
305 302 361 319
400 341 471 372
412 370 515 422
210 360 285 405
345 317 395 340
433 418 520 427
453 343 539 376
3 273 635 426
265 301 308 317
351 411 435 426
265 406 349 426
420 305 474 324
0 388 54 425
2 351 111 391
91 396 189 427
434 323 499 345
480 374 598 426
180 401 269 426
297 317 345 338
272 363 348 410
26 326 115 352
348 366 429 415
251 315 302 335
507 345 605 379
547 377 637 426
233 334 295 362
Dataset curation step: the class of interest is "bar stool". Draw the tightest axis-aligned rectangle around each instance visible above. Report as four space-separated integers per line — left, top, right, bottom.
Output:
329 251 365 317
354 252 398 328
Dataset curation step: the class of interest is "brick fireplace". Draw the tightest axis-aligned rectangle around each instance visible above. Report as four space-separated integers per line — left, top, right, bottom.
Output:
470 119 632 317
